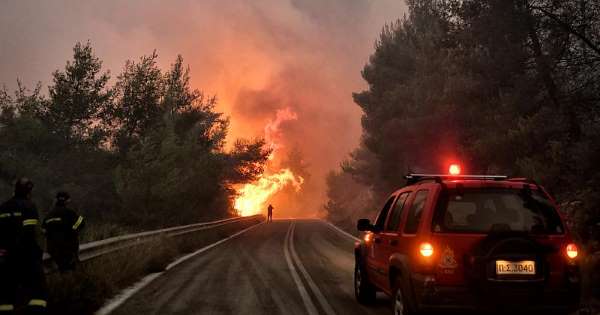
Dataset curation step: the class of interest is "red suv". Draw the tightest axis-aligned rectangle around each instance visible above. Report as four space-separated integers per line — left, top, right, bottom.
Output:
354 172 581 314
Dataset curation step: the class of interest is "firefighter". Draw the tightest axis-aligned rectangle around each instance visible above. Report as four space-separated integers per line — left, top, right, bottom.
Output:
0 178 48 314
267 204 274 223
43 191 84 273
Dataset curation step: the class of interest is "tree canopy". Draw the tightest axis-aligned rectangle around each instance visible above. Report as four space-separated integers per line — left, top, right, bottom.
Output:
0 42 270 236
326 0 600 241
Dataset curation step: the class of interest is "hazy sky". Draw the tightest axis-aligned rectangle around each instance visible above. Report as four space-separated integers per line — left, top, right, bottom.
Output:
0 0 407 216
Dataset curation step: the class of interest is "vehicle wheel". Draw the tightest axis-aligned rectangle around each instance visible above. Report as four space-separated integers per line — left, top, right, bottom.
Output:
354 261 376 304
392 278 416 315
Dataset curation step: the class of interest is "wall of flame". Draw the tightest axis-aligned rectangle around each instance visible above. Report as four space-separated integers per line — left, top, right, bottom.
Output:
234 169 304 216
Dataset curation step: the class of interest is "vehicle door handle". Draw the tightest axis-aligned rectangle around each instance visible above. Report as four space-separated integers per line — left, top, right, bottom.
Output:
389 239 398 246
374 237 382 244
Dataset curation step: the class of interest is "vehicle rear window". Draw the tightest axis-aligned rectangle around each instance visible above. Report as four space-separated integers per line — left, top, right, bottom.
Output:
404 190 429 234
386 192 410 231
432 188 564 234
374 196 396 231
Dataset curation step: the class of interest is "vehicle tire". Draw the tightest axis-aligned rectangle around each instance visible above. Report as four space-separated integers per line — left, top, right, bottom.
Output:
354 260 376 304
392 277 416 315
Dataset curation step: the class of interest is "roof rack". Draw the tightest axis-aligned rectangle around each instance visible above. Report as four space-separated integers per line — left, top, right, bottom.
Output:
507 177 542 190
506 177 536 183
404 174 508 185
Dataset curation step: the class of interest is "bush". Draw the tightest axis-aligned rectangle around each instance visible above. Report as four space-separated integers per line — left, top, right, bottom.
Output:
46 217 263 315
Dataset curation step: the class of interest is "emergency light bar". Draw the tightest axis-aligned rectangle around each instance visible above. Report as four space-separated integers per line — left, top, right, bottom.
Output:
404 174 508 185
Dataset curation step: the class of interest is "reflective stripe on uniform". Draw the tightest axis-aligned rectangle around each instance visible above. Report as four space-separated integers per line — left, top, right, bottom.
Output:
12 212 21 217
72 216 84 230
28 299 47 307
45 217 62 224
0 213 11 219
22 219 39 226
0 304 14 311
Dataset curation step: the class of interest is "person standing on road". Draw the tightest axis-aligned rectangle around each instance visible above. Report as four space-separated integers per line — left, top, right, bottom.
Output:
0 178 48 315
267 204 274 223
43 191 85 273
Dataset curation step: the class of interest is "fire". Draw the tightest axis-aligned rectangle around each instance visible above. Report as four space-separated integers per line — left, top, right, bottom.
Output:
234 168 304 216
234 108 303 217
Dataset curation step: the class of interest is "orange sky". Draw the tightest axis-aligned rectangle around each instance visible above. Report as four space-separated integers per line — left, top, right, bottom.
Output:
0 0 407 218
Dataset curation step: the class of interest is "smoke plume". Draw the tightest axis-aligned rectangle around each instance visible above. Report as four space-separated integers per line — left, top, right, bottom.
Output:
0 0 406 217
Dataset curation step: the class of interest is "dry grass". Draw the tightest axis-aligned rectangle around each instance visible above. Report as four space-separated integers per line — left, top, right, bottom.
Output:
46 217 263 315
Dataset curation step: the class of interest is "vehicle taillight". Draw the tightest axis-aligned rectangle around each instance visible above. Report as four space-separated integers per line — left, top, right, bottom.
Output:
448 163 461 175
566 243 578 259
419 243 434 257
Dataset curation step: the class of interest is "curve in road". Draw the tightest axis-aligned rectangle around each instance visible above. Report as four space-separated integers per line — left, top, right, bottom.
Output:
108 219 391 315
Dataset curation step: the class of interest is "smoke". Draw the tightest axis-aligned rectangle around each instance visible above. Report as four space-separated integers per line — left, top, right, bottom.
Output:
264 107 298 158
0 0 406 217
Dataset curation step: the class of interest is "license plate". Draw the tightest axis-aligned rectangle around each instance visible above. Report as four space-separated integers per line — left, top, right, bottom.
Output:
495 260 535 275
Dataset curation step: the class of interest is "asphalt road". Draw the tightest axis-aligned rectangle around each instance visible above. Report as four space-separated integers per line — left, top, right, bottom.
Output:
110 219 391 315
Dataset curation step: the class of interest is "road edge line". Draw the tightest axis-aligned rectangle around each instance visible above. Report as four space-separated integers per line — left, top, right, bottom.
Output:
95 221 264 315
284 221 319 315
290 221 337 315
166 222 263 270
322 220 360 242
95 273 162 315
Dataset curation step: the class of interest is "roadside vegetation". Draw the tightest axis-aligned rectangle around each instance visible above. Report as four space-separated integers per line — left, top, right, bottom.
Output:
326 0 600 241
46 217 262 315
0 44 270 236
325 0 600 304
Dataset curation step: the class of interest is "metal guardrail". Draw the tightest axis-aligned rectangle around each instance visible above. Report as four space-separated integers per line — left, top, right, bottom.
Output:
43 215 262 265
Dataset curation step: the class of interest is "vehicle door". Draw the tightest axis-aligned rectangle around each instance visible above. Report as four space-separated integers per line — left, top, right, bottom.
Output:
365 194 397 288
378 191 411 293
400 189 431 270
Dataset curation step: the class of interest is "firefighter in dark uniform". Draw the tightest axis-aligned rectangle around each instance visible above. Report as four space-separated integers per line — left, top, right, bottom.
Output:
267 204 274 223
43 192 84 273
0 178 48 314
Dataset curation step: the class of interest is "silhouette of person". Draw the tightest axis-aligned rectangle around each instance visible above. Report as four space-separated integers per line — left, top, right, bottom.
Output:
0 178 48 314
43 191 85 273
267 204 274 223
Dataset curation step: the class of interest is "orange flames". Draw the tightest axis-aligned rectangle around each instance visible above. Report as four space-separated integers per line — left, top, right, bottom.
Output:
234 169 304 216
234 107 304 216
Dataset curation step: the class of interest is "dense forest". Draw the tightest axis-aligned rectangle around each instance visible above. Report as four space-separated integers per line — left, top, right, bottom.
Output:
0 43 270 239
326 0 600 243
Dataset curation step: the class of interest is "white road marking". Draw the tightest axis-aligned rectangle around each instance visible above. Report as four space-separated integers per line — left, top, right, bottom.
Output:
323 220 360 242
289 221 337 315
95 222 264 315
167 222 263 270
95 273 162 315
284 221 319 315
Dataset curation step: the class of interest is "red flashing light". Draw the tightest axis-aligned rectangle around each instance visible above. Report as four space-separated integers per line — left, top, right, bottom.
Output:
449 164 461 175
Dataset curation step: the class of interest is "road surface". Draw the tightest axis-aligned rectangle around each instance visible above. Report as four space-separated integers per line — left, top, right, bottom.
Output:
110 219 391 315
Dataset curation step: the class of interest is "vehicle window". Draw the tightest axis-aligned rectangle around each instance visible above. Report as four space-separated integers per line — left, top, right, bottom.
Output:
374 196 396 231
385 192 410 231
404 190 429 234
432 188 564 234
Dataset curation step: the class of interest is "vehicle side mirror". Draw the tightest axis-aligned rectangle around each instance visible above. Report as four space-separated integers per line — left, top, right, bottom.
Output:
357 218 374 232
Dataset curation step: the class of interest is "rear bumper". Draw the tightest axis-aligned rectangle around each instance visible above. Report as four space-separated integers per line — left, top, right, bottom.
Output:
411 273 581 313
